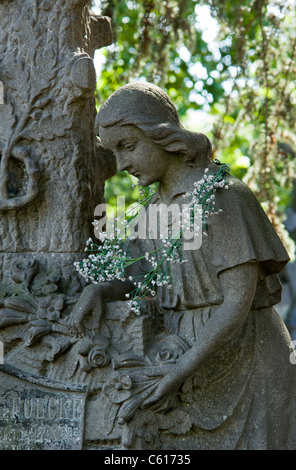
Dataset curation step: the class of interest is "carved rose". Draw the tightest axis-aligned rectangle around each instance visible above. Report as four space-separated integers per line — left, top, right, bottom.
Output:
87 346 110 369
149 333 192 365
156 347 179 364
10 257 37 287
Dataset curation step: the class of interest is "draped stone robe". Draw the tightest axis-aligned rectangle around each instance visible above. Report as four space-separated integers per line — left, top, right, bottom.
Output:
127 168 296 450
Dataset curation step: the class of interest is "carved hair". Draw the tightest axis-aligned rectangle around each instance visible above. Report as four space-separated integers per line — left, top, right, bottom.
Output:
96 82 212 165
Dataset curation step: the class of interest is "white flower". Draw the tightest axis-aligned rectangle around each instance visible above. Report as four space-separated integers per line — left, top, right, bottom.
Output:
97 232 107 242
76 165 230 316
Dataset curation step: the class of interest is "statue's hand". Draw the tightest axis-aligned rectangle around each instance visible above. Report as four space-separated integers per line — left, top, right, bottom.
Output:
65 284 104 337
114 363 184 423
140 364 183 412
142 364 183 411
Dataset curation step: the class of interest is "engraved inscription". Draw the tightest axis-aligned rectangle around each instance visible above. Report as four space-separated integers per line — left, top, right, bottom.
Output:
0 423 82 450
4 396 85 421
0 368 87 450
0 394 84 450
0 394 85 450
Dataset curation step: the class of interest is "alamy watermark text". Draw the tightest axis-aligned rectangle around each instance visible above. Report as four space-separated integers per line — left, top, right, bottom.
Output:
94 197 203 250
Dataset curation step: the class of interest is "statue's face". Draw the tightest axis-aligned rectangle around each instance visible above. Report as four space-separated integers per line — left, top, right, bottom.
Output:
99 123 169 187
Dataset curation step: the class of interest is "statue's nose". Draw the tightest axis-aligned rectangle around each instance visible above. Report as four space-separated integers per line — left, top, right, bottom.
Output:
116 154 132 173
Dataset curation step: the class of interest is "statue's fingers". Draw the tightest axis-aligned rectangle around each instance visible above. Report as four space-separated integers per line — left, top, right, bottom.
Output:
144 394 171 413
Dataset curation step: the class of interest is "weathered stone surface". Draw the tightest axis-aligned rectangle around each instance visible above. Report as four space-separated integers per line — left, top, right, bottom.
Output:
0 0 116 450
0 0 113 264
0 364 87 450
88 82 296 450
1 4 296 450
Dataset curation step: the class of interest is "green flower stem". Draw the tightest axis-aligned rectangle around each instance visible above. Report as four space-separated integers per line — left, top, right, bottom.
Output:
76 165 230 313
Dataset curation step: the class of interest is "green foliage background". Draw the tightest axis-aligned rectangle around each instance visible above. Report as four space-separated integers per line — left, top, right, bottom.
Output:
93 0 296 256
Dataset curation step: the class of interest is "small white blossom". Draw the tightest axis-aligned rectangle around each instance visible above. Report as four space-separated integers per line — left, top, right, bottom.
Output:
75 164 230 315
97 232 107 242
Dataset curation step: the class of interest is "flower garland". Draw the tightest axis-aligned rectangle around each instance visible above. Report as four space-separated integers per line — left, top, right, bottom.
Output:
74 164 231 314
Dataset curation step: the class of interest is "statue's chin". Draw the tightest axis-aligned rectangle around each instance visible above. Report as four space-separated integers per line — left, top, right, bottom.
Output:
138 177 157 187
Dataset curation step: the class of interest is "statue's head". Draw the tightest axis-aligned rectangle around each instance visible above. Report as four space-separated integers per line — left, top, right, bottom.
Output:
96 81 181 131
95 82 212 185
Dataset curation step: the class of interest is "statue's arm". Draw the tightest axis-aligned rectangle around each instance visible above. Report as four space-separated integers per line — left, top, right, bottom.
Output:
177 261 258 380
67 279 134 335
142 261 258 408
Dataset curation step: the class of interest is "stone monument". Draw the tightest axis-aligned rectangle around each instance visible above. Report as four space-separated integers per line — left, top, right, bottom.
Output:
1 3 296 451
0 0 115 450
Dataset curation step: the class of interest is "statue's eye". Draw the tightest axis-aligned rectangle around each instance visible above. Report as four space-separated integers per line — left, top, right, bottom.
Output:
123 142 137 151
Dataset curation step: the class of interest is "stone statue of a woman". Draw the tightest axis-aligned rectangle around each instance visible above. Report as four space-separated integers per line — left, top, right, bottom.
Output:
70 82 296 450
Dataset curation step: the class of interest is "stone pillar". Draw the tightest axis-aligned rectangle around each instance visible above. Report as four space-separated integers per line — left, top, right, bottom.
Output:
0 0 114 296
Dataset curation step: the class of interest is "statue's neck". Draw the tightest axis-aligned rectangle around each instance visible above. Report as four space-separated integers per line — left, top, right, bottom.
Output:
159 159 217 204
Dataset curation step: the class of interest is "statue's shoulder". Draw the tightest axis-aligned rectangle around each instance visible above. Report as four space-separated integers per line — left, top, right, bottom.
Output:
214 172 274 228
222 173 261 206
